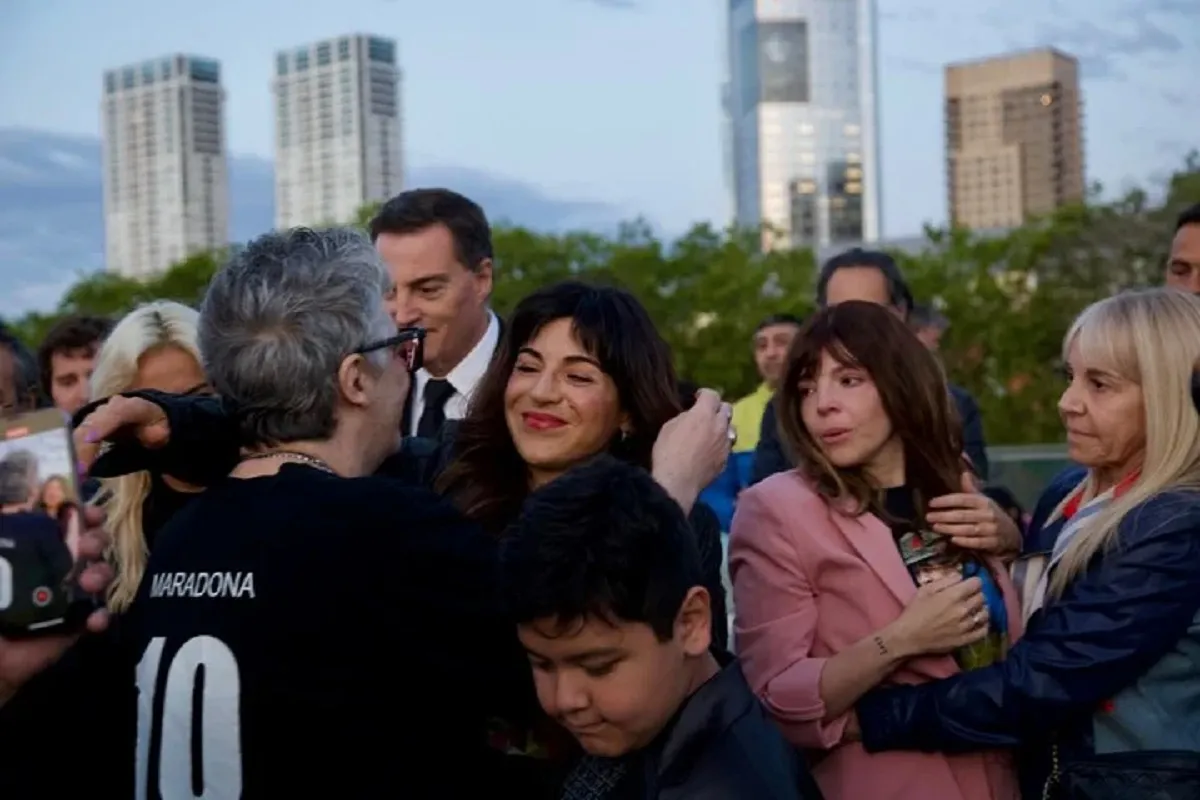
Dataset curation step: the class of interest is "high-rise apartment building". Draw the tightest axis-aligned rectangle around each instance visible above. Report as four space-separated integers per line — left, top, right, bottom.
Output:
102 55 229 278
724 0 882 250
272 35 403 229
945 48 1085 230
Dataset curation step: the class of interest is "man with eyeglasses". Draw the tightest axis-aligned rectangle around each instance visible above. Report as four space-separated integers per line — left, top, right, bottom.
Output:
68 228 529 797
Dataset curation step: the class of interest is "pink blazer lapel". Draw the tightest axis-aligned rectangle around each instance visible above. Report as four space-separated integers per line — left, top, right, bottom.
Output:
830 507 918 607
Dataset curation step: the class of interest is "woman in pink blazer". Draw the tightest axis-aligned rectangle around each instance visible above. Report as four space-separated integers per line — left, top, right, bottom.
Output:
731 302 1024 800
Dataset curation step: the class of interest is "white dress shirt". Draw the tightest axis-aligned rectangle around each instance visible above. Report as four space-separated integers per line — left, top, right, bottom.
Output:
408 311 500 436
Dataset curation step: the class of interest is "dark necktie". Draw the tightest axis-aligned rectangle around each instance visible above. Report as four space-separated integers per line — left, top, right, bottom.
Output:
416 378 455 438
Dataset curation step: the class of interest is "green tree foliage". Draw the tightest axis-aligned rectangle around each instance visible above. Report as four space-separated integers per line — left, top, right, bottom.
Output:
898 154 1199 444
4 251 222 346
485 219 818 395
5 156 1198 444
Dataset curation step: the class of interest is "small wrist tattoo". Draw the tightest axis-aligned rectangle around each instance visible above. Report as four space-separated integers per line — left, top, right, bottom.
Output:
873 635 889 656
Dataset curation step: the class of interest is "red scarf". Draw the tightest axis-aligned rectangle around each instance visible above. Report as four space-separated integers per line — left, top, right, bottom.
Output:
1061 469 1141 520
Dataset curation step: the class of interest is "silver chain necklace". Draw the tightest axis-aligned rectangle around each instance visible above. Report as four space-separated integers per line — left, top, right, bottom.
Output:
240 450 337 475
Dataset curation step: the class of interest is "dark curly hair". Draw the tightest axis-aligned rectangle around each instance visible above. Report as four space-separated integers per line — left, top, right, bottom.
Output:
436 281 680 534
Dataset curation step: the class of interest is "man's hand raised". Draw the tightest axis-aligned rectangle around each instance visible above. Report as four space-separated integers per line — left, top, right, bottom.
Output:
651 388 734 512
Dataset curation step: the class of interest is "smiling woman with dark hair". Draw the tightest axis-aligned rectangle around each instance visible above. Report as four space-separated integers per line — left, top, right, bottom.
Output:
435 285 727 639
438 281 684 532
429 281 729 793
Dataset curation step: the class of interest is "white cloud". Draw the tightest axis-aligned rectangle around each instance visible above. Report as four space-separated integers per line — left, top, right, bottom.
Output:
44 149 90 171
0 156 36 179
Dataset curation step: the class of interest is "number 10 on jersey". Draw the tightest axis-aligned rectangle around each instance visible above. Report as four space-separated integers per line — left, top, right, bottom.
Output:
136 636 243 799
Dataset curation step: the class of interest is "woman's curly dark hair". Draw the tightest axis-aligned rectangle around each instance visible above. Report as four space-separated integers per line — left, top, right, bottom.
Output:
436 281 681 535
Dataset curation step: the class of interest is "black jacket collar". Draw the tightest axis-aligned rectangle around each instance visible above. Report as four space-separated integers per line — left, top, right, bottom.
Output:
643 651 750 789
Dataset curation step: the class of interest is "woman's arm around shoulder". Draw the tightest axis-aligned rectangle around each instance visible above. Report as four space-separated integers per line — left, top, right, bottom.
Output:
857 490 1200 754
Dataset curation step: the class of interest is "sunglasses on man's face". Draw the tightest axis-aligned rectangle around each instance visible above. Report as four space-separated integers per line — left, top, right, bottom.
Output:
356 327 425 373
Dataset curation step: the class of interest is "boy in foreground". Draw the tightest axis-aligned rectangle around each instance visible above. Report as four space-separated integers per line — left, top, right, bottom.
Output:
500 456 823 799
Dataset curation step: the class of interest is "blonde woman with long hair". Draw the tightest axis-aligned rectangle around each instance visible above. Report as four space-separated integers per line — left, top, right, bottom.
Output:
90 300 208 612
843 288 1200 799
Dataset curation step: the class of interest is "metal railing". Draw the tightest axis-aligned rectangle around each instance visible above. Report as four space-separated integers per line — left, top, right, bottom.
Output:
986 444 1072 511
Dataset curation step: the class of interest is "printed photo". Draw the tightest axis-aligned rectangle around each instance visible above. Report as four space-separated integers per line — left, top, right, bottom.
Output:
0 415 81 556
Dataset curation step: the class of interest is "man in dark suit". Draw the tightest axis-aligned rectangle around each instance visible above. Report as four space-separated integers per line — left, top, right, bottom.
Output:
369 189 502 438
751 249 988 484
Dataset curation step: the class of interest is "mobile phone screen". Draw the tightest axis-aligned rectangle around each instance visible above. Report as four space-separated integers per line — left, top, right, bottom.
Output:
0 408 96 637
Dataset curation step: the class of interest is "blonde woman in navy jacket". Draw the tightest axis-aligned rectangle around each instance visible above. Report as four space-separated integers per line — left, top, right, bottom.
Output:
853 288 1200 799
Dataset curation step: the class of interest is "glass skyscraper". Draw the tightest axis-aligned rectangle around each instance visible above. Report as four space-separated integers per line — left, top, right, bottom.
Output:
724 0 882 249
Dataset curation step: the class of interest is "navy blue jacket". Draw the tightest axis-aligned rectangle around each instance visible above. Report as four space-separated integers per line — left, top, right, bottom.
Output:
855 474 1200 797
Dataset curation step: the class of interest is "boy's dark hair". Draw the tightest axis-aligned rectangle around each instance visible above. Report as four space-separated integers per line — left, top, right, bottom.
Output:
815 248 913 316
1176 203 1200 233
499 455 703 641
37 315 112 390
367 188 493 271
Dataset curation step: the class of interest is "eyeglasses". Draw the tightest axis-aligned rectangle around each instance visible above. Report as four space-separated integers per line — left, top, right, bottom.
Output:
356 327 425 373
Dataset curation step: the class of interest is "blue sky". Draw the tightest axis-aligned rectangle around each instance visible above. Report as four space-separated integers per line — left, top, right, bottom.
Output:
1 0 1196 238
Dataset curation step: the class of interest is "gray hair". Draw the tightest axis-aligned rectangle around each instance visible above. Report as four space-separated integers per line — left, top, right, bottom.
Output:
0 450 38 506
198 227 395 447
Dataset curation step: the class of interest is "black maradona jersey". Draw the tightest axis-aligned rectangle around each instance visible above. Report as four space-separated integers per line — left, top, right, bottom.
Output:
122 464 532 798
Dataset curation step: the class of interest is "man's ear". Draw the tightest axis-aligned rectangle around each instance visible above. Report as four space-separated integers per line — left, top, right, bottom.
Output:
337 353 372 409
674 586 712 657
474 259 494 302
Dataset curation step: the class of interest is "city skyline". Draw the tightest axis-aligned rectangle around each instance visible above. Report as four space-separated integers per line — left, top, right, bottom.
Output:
725 0 882 249
3 0 1196 244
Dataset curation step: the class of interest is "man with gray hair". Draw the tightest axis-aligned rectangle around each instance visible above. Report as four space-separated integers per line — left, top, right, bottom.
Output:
69 227 734 795
116 227 529 797
0 451 37 508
